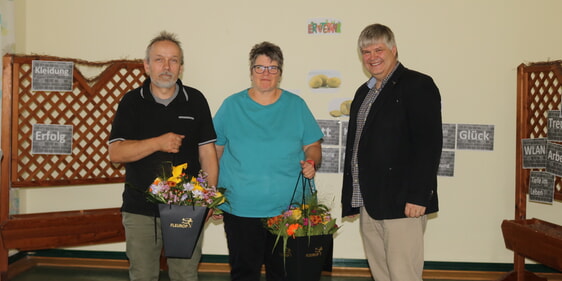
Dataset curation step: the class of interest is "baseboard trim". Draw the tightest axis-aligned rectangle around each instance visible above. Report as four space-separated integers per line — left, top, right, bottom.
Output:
7 250 562 281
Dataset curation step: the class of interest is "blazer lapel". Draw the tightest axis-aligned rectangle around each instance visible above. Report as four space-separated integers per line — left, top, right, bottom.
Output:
363 64 405 125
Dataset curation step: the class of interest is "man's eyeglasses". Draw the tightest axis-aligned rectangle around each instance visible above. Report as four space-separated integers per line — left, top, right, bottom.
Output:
252 65 280 74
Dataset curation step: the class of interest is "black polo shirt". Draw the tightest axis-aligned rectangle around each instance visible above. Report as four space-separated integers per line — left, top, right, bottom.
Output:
109 78 216 216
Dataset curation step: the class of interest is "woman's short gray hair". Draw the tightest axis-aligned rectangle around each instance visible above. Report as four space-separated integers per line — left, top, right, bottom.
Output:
249 41 284 73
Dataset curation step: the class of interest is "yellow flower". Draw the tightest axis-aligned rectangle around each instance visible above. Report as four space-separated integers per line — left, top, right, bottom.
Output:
291 209 302 220
215 192 226 204
193 183 204 191
167 163 188 184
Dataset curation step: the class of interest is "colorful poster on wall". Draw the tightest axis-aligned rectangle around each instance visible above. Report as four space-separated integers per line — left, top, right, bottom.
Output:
328 97 352 118
307 18 342 35
308 70 342 94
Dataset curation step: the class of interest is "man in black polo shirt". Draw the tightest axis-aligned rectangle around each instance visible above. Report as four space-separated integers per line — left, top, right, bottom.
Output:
109 31 218 281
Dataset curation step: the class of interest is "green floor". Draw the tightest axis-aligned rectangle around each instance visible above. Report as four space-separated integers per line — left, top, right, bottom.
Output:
9 266 471 281
10 267 372 281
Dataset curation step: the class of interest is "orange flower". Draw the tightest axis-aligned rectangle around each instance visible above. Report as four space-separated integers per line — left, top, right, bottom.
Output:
267 216 282 227
309 215 323 225
286 223 300 236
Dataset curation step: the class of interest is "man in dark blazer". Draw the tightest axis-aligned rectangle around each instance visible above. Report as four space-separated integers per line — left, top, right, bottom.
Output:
341 23 442 281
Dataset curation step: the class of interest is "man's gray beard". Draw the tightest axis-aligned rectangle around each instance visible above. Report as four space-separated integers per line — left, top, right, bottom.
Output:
152 79 176 89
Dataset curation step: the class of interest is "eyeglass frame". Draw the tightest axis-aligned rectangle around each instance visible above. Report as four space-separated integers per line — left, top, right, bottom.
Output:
252 65 281 74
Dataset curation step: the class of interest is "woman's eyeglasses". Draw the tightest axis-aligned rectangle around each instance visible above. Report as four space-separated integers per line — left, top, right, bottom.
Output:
252 65 280 74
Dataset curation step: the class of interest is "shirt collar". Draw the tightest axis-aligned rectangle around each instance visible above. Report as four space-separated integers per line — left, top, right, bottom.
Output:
367 61 401 90
140 78 187 103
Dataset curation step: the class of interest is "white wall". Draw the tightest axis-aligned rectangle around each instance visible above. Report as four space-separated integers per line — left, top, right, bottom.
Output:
9 0 562 263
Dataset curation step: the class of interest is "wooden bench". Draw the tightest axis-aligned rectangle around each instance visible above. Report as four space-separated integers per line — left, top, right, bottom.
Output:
1 55 145 280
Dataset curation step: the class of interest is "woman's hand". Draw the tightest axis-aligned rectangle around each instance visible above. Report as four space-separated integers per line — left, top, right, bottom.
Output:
300 159 316 179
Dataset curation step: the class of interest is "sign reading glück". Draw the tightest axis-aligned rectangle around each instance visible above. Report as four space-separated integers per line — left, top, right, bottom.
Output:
32 60 74 92
456 124 494 151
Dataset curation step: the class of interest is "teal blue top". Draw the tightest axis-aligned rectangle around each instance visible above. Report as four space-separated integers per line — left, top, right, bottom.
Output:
214 89 324 217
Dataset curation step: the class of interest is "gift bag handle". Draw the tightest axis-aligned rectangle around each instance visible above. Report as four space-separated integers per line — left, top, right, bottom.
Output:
288 172 316 206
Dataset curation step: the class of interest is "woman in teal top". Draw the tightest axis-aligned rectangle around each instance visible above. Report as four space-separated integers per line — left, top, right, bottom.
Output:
214 41 323 281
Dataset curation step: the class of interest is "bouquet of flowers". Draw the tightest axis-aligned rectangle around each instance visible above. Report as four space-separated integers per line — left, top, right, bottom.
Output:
264 189 339 247
146 162 226 210
146 162 226 258
264 179 339 281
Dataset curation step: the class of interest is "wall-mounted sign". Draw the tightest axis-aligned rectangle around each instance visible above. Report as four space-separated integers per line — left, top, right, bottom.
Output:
313 119 467 177
521 138 547 169
547 110 562 141
528 171 554 204
438 150 455 177
31 124 73 155
318 147 340 174
32 60 74 92
456 124 494 151
442 123 457 150
546 141 562 177
307 18 342 35
317 119 340 146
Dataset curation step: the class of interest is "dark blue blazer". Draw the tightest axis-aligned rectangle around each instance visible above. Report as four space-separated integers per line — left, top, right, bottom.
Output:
341 63 442 219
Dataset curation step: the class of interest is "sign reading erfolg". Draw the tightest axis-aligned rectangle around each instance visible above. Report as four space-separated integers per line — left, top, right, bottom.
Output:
31 60 74 92
31 124 73 155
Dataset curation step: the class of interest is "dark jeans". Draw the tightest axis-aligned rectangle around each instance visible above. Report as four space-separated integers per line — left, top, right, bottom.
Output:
223 212 284 281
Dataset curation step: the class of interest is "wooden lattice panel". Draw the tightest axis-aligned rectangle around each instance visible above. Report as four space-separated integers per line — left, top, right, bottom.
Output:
2 55 145 187
516 60 562 206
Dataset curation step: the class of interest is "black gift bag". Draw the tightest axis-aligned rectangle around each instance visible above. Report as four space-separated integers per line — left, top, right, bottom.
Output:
158 204 209 258
270 234 333 281
267 173 335 281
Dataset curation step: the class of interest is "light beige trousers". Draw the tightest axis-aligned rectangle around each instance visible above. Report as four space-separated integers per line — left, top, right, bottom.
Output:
359 207 427 281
